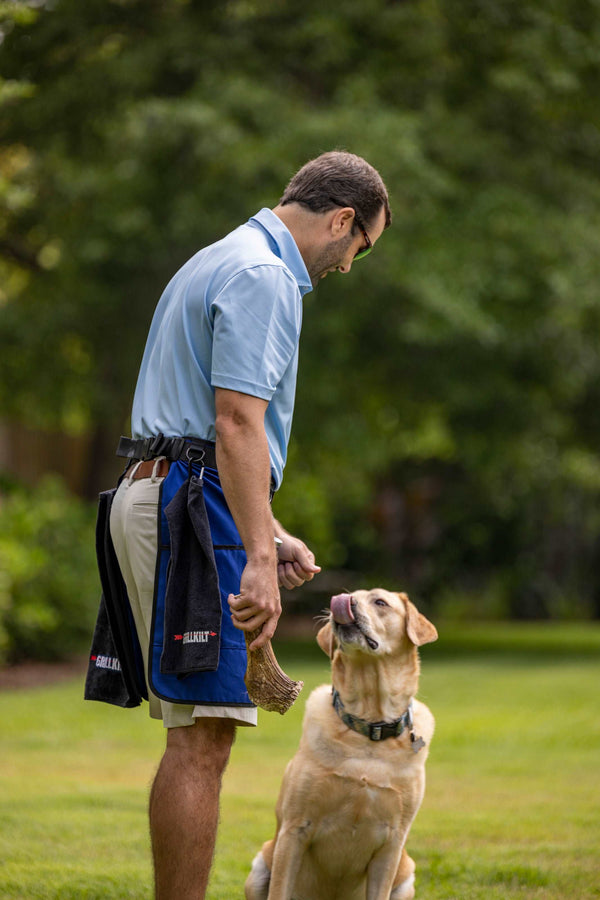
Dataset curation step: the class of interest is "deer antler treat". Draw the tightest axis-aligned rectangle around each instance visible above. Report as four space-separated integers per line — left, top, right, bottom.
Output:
244 629 303 714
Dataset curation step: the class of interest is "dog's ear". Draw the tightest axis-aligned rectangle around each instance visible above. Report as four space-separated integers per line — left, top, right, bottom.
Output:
317 620 335 658
399 593 438 647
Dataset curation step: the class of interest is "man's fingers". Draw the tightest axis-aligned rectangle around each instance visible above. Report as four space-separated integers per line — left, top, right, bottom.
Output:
247 618 278 651
231 612 267 632
230 608 279 649
293 546 321 573
228 592 273 617
227 592 242 609
228 593 279 634
293 560 320 580
230 607 255 623
278 562 304 590
277 560 321 590
227 593 254 620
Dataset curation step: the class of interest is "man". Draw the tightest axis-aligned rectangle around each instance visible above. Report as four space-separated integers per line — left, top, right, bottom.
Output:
110 150 391 899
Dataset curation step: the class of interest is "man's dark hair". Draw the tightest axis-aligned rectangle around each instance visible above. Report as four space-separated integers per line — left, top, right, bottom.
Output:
280 151 392 231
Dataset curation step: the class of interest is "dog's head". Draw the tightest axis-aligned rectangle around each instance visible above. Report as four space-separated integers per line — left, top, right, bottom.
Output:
317 589 437 659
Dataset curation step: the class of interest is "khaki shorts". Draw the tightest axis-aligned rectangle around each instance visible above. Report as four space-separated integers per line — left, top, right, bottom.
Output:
109 468 257 729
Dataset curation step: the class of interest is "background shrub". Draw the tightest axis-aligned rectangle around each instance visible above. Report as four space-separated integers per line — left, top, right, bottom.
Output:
0 477 98 663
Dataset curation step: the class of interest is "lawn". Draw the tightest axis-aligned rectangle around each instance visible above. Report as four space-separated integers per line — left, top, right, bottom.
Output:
1 622 599 899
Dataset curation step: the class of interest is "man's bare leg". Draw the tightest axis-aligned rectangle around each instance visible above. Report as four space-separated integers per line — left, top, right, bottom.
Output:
149 717 236 900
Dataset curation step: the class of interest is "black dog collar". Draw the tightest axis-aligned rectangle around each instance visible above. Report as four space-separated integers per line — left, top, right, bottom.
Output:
331 688 426 751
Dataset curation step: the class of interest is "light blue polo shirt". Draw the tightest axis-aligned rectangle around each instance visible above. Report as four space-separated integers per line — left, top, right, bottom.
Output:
131 208 313 489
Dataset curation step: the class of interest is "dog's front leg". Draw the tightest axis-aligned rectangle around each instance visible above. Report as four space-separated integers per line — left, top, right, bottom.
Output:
266 822 311 900
366 838 404 900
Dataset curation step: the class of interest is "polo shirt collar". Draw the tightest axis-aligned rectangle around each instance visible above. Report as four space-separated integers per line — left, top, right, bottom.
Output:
249 208 313 297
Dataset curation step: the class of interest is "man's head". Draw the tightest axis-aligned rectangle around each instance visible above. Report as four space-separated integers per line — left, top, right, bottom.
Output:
274 151 391 287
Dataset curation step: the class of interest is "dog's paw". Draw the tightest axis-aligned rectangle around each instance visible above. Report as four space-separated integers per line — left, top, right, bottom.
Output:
244 851 271 900
391 872 416 900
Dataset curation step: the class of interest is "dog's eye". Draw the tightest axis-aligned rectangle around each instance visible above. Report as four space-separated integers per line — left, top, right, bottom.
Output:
374 598 389 607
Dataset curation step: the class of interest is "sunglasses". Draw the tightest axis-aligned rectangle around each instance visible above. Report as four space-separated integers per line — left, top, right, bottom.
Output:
328 197 373 260
352 211 373 260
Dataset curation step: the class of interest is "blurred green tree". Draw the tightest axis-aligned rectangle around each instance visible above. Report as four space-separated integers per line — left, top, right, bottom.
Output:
2 0 600 618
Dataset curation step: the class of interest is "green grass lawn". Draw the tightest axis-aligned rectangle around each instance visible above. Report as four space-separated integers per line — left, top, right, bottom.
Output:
1 622 599 899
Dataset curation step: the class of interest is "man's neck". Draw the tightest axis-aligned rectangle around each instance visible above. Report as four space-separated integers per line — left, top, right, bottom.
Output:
271 203 323 266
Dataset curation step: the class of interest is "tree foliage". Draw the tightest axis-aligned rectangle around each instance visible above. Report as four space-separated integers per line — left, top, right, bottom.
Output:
0 476 97 662
2 0 600 617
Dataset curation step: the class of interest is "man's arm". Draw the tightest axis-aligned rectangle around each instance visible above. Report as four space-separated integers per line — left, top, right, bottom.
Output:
215 387 280 650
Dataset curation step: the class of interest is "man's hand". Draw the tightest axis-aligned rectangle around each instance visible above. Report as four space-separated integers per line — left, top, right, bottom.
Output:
275 530 321 590
228 555 281 650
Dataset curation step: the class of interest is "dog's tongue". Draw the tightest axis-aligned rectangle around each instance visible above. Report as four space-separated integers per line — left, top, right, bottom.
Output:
330 593 355 625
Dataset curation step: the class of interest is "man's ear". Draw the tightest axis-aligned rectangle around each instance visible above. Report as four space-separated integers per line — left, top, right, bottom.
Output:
399 593 438 647
330 206 355 238
317 620 335 658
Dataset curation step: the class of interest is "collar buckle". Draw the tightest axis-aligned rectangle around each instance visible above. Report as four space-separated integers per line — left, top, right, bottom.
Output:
369 723 384 741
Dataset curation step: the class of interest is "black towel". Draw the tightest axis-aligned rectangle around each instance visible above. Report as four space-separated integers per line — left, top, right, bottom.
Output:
84 487 147 708
160 473 222 676
84 593 142 708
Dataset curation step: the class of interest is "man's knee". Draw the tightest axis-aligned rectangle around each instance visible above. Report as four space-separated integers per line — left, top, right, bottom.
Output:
166 717 236 775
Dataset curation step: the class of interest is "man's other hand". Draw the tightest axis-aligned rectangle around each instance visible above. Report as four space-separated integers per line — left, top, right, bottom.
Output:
276 534 321 590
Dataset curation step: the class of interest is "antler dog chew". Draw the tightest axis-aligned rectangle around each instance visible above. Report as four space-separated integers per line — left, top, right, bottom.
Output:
244 629 303 714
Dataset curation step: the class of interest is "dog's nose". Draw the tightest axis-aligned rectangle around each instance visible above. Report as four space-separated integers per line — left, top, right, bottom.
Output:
330 593 355 625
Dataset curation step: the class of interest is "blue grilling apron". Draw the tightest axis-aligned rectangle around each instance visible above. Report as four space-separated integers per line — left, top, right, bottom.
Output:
150 460 253 707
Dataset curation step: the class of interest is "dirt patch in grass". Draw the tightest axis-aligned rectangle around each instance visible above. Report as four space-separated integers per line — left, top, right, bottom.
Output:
0 656 88 691
0 617 317 694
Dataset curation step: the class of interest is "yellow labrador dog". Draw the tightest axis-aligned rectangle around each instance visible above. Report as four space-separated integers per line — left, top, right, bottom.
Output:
245 589 437 900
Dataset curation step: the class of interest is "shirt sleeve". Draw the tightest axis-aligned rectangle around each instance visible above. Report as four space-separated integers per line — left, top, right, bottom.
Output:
210 264 302 400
